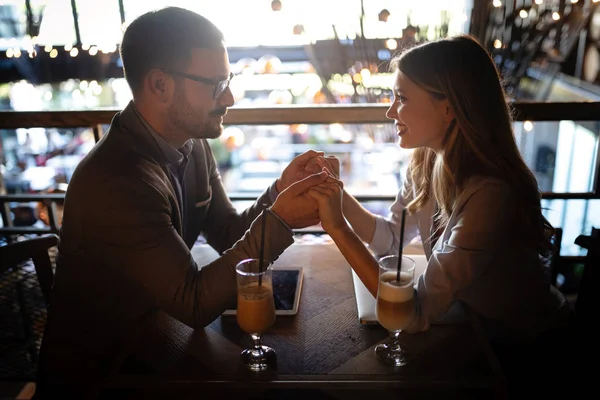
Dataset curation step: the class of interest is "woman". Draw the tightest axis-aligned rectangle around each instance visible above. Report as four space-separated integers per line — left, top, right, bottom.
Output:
309 35 570 344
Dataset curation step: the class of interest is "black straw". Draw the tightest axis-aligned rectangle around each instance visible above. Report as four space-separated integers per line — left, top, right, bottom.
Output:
258 206 268 286
397 208 407 282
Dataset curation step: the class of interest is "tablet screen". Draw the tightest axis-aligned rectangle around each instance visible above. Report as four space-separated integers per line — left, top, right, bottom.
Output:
272 269 300 311
223 267 303 316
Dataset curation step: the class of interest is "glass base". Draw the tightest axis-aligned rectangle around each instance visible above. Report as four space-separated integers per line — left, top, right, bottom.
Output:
375 341 409 367
240 345 277 371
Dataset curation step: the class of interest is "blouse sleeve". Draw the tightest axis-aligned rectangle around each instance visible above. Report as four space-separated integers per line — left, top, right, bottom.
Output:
369 171 420 257
403 181 514 333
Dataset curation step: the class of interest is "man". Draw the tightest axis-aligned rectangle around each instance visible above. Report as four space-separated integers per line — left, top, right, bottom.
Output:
35 7 327 398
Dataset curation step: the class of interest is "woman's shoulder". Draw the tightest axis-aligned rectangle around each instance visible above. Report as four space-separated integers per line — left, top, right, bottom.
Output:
464 175 512 196
457 176 515 210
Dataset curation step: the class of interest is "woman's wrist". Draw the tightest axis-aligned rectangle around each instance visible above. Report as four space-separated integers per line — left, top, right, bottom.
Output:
341 189 352 215
326 222 353 238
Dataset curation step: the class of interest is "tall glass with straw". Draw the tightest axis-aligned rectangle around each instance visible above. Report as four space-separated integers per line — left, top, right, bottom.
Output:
235 208 277 371
374 209 416 366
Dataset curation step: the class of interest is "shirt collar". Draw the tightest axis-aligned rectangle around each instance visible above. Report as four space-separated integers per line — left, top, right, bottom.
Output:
132 104 193 166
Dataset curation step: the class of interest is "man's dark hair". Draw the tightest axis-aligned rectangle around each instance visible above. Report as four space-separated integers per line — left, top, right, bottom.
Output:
120 7 224 97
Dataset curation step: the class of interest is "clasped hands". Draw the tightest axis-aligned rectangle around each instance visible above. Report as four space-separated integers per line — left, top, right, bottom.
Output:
270 150 347 234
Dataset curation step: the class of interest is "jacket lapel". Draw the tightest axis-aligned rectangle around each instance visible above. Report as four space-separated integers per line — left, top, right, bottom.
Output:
182 153 196 243
117 101 184 236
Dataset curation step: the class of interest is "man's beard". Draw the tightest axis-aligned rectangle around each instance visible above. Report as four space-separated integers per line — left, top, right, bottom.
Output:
167 90 223 140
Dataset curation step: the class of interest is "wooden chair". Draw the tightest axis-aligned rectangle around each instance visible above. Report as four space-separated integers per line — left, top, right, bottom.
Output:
573 227 597 334
555 227 598 393
548 227 563 287
0 234 58 306
0 234 58 381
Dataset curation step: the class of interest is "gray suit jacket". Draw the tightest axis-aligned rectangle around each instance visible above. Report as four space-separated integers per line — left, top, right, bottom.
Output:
36 102 294 392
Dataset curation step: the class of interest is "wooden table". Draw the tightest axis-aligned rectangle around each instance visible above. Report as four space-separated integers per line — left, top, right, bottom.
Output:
109 242 507 399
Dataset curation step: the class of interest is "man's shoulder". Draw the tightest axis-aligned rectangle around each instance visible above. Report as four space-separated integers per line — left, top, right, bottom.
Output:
68 127 170 201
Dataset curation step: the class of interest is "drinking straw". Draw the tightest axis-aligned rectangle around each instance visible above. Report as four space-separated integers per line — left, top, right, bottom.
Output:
258 206 267 286
396 208 407 282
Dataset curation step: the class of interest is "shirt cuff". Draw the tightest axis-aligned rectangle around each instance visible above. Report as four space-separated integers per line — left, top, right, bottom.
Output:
267 180 280 204
266 207 294 236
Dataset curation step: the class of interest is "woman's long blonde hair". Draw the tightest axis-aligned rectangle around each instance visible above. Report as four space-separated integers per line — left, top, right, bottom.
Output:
393 35 554 256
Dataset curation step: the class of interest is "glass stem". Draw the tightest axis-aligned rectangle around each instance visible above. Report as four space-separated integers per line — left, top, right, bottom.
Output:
390 331 402 350
251 334 263 354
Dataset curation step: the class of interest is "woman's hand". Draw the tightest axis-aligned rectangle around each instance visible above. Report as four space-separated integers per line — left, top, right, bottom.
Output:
304 155 340 180
306 173 347 234
277 150 324 192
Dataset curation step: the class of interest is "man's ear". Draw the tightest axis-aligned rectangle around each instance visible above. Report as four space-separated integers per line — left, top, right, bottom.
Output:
145 69 171 103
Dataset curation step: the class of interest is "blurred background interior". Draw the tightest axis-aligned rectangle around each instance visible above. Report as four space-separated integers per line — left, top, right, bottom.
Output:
0 0 599 285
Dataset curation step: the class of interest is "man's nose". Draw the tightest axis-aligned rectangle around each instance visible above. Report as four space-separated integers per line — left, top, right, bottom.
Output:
218 86 235 108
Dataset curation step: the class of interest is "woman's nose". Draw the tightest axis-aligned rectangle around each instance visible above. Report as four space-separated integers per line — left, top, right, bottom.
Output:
385 104 397 120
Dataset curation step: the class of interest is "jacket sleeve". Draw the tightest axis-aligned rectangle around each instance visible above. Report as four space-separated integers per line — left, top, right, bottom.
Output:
88 173 293 329
198 141 281 254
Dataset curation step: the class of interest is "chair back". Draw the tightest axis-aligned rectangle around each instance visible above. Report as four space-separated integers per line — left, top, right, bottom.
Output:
573 227 598 331
547 227 563 286
0 234 58 305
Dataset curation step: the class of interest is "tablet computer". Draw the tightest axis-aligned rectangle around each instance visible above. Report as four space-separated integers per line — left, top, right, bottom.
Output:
223 266 304 316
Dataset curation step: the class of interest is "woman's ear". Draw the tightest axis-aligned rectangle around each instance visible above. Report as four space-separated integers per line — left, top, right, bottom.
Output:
443 100 455 123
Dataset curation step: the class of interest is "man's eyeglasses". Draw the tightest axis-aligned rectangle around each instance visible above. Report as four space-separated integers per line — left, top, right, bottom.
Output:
160 69 233 99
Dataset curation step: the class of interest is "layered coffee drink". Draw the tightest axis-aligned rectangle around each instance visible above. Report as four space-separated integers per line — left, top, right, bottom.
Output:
376 271 415 332
237 282 276 334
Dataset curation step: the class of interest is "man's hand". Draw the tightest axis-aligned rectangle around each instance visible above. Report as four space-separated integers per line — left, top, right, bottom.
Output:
276 150 324 193
271 170 329 229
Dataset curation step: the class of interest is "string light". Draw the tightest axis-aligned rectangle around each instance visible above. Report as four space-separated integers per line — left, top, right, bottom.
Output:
271 0 282 11
360 68 371 82
552 12 560 21
493 0 502 7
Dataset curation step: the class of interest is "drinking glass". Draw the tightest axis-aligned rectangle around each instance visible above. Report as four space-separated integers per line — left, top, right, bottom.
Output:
236 258 277 371
374 255 416 367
